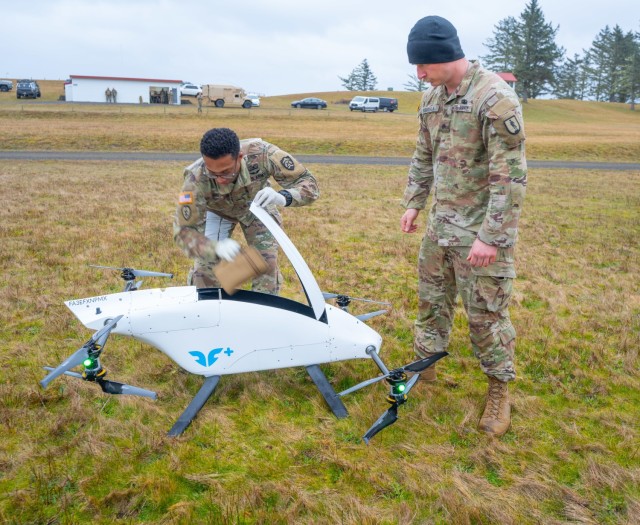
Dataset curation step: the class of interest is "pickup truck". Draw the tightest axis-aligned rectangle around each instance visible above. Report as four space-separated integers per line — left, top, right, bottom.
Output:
0 80 13 92
16 79 41 99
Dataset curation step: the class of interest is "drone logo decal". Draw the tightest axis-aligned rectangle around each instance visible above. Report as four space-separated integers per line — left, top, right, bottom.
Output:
189 348 234 367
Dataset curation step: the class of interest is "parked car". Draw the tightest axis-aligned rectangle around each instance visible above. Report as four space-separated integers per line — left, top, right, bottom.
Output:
291 97 327 109
378 97 398 112
180 83 202 97
246 93 260 107
0 79 13 92
349 96 379 112
16 79 40 99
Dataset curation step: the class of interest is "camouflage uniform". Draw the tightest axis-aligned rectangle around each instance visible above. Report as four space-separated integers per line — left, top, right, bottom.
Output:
173 138 319 294
402 60 527 382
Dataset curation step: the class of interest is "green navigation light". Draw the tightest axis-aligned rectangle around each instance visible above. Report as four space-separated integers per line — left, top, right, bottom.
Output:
83 358 93 367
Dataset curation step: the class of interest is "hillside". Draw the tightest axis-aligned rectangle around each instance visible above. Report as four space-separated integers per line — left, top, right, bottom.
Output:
0 82 639 161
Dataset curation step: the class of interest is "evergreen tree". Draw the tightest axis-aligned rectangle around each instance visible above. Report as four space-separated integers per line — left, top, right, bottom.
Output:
481 0 563 101
338 71 357 91
621 31 640 109
554 53 589 99
513 0 564 101
481 17 520 72
403 73 427 92
587 25 636 102
339 59 378 91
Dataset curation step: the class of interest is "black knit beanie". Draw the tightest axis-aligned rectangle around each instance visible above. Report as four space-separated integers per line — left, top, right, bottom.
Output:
407 16 465 64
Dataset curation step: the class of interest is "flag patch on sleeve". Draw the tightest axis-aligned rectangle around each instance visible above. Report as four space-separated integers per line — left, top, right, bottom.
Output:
179 192 193 204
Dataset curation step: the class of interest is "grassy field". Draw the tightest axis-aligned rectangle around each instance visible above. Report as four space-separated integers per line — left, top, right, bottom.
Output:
0 81 639 523
0 80 639 161
0 158 638 524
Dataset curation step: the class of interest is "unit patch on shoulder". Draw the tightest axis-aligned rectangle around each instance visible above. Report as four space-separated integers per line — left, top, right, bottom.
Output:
181 205 192 221
179 191 193 204
504 115 521 135
270 149 305 176
280 155 295 171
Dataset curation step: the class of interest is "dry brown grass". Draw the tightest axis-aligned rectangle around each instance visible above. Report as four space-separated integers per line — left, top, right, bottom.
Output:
1 81 639 161
0 159 638 523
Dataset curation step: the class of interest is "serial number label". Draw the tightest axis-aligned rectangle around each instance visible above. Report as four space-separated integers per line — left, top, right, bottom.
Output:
68 296 108 306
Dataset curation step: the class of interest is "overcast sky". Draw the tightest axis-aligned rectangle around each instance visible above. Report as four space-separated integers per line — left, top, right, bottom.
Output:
2 0 638 95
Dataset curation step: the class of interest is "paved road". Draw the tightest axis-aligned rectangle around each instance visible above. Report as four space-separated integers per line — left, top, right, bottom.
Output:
0 150 638 170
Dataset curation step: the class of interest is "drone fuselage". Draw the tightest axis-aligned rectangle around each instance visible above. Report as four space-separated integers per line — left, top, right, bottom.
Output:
65 286 382 376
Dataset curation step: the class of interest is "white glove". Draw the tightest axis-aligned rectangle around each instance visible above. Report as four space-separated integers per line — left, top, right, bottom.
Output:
214 238 241 262
254 187 286 208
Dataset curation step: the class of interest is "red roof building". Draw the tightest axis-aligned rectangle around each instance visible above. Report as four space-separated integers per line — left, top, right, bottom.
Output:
496 72 517 89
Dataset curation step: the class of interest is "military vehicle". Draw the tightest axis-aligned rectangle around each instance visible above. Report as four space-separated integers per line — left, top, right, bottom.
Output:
201 84 253 108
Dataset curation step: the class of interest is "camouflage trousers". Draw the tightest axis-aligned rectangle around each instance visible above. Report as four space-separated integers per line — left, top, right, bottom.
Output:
415 235 517 382
189 211 282 294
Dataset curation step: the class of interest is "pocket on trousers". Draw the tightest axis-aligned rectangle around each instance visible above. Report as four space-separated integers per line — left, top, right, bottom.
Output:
473 275 513 312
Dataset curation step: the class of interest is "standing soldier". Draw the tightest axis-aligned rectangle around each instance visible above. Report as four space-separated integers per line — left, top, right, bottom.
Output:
173 127 320 294
400 16 527 437
111 87 118 103
105 87 112 103
197 92 203 113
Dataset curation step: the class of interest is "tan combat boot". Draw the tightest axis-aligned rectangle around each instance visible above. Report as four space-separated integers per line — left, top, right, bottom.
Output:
417 353 438 382
478 377 511 437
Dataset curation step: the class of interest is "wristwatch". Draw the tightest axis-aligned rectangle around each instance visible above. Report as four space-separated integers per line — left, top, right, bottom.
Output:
278 190 293 207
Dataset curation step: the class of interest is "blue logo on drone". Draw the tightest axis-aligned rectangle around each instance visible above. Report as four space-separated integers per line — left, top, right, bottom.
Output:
189 347 234 367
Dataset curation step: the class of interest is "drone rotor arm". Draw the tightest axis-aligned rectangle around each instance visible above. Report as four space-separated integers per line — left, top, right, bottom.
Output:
337 373 389 397
98 379 157 399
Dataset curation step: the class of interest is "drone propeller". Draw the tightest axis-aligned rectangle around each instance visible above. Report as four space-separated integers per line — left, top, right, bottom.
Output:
322 292 390 307
90 265 174 279
337 351 448 444
40 315 123 389
42 367 157 399
338 351 448 397
90 265 173 291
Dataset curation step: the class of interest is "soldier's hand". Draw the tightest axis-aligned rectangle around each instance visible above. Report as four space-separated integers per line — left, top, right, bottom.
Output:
254 187 286 208
215 238 241 262
401 209 420 233
467 238 498 267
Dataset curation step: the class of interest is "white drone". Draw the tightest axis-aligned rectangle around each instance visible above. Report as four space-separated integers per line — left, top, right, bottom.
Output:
40 204 446 442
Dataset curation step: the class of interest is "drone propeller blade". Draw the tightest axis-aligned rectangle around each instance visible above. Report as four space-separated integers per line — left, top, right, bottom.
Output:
403 351 448 373
403 373 421 396
128 270 173 278
98 380 157 399
363 403 399 444
338 373 389 397
356 309 388 321
90 265 173 279
40 316 123 389
322 292 390 306
40 346 89 388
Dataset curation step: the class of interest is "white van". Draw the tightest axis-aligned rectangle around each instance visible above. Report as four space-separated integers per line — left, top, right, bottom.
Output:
349 96 380 112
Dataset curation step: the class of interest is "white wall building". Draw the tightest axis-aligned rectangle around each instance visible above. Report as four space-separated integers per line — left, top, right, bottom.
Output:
64 75 183 105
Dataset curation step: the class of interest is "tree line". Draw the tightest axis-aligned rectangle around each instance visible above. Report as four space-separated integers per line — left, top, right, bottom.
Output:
340 0 639 109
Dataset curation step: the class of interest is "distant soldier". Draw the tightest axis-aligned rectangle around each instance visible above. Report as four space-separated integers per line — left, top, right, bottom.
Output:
105 87 112 103
111 87 118 103
400 16 527 437
173 128 320 294
197 92 203 113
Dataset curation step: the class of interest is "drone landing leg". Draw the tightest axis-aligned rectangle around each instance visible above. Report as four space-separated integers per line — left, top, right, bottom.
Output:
306 365 348 419
167 375 220 437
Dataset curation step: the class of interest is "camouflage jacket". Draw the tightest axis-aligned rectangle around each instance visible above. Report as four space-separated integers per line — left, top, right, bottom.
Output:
402 60 527 247
173 138 319 261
